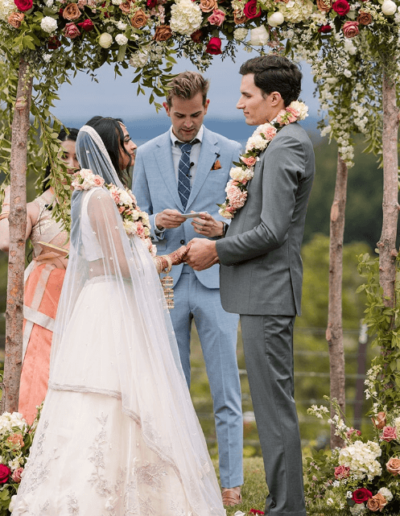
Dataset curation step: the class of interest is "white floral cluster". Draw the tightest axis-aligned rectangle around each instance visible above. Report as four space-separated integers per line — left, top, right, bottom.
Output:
327 413 350 438
230 166 254 182
279 0 314 24
339 440 382 481
365 364 381 400
350 502 367 515
378 487 393 501
0 0 15 22
129 49 149 68
40 16 57 33
170 0 202 36
71 169 105 191
234 28 248 42
307 404 329 420
0 412 27 436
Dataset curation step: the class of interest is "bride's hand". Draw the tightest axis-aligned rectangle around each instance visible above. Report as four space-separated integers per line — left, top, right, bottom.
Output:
168 245 189 266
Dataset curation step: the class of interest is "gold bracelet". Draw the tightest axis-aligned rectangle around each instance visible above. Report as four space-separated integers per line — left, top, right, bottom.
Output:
0 212 10 221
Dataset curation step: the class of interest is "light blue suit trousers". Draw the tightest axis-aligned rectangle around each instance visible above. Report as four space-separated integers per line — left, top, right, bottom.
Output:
133 127 243 488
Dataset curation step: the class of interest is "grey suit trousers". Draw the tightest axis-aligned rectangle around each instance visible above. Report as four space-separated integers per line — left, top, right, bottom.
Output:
240 314 306 516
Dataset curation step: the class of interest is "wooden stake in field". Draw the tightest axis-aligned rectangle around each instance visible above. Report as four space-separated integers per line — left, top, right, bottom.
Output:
326 153 348 449
2 59 33 413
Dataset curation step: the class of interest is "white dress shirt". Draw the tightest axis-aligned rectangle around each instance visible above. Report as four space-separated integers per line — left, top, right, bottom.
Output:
170 125 204 186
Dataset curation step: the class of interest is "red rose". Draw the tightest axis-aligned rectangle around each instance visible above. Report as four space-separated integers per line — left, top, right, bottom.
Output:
318 24 332 32
206 36 222 55
147 0 157 7
48 36 61 49
0 465 11 484
58 7 64 15
352 488 373 504
14 0 32 11
243 0 261 18
332 0 350 15
63 22 81 38
249 511 265 515
78 19 94 31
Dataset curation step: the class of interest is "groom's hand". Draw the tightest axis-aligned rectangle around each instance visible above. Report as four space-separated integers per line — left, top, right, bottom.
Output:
185 238 219 271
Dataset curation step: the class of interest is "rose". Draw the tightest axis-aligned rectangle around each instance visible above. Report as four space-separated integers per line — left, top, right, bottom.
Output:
378 488 393 502
153 24 172 41
93 176 105 187
206 36 222 54
381 0 396 15
130 9 148 28
241 156 257 167
199 0 217 12
0 465 11 484
367 493 387 512
342 20 359 38
64 22 81 38
147 0 157 7
381 426 397 442
316 0 331 12
352 488 373 504
78 19 94 31
249 25 268 45
318 24 332 32
332 0 350 15
115 33 128 45
8 11 24 27
63 3 81 20
346 427 361 439
208 8 225 25
372 412 386 429
7 433 24 447
387 457 400 475
357 11 372 24
119 0 131 13
48 36 61 48
243 0 261 19
233 9 247 23
191 28 204 42
41 16 57 33
11 467 24 483
268 12 284 26
14 0 32 11
99 32 112 47
334 465 350 479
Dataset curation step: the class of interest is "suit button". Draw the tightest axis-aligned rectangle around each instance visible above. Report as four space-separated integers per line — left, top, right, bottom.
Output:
180 240 185 245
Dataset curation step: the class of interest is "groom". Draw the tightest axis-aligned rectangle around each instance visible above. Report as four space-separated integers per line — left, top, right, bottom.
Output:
186 55 315 516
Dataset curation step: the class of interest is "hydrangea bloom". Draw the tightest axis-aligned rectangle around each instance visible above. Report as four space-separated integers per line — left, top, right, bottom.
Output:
170 0 202 36
339 440 382 481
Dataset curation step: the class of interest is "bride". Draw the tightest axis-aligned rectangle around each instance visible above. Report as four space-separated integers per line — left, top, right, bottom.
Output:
11 123 226 516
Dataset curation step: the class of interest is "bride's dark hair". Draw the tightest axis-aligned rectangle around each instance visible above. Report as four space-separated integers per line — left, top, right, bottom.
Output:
85 116 131 187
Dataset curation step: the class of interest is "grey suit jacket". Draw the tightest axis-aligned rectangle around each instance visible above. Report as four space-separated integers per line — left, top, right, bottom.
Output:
216 123 315 316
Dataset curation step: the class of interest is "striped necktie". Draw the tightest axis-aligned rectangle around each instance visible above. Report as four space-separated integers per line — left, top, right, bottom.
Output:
177 142 193 210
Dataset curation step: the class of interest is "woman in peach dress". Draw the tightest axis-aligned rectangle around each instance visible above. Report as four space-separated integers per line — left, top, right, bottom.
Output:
0 128 79 424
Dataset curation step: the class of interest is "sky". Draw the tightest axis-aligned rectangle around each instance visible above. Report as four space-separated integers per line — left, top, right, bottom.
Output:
52 48 320 126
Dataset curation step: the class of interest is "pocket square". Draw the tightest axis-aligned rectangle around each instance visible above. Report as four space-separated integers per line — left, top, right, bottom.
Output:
211 159 222 171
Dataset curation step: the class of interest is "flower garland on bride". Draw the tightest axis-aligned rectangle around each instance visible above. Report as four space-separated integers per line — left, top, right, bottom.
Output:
71 169 157 257
218 100 309 219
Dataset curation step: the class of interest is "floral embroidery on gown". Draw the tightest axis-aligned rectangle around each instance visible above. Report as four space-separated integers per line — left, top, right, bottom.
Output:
12 126 225 516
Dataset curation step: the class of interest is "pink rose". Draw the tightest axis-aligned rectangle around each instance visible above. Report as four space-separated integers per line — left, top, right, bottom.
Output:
241 156 257 167
11 467 24 483
93 176 104 187
387 457 400 475
63 22 81 39
342 20 359 38
346 427 361 439
334 465 350 479
208 8 225 26
381 426 397 442
0 465 10 484
111 190 121 204
261 125 277 140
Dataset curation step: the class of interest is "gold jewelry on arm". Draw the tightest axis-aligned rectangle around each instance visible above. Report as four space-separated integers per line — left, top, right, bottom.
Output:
0 212 10 221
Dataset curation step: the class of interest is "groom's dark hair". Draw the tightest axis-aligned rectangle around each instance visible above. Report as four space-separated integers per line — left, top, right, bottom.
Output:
240 55 302 107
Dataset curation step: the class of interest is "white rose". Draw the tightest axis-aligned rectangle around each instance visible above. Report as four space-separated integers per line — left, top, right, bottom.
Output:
99 33 113 48
234 28 248 41
268 12 284 26
249 26 269 46
45 0 54 6
115 34 128 45
117 21 127 29
382 0 396 15
112 0 123 4
41 16 58 33
378 487 393 501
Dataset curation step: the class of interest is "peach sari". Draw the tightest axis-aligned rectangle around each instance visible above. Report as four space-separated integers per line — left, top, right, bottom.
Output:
18 191 69 424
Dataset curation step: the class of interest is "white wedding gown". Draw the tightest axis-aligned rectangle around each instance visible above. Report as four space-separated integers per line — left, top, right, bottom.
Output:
12 126 226 516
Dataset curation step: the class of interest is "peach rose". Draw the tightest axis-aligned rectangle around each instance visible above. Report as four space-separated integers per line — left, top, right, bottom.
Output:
119 0 132 13
130 9 148 28
8 12 24 28
316 0 331 11
153 24 172 41
233 9 247 23
11 467 24 483
208 8 225 25
367 493 387 512
200 0 217 12
7 433 24 447
63 3 82 20
241 156 257 167
381 426 397 442
342 20 359 38
93 176 104 187
191 29 204 42
261 125 277 140
357 11 372 25
372 412 386 429
387 457 400 475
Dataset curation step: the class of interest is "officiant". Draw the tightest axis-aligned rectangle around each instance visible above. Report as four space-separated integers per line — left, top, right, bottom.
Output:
132 71 244 507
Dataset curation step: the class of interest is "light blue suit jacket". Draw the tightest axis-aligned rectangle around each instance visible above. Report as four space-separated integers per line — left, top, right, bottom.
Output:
133 126 241 289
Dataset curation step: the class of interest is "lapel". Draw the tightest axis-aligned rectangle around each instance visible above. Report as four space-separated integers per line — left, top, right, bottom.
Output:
185 127 220 212
155 131 184 211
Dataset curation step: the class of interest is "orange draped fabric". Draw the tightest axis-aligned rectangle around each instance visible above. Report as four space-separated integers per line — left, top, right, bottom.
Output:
18 264 66 424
